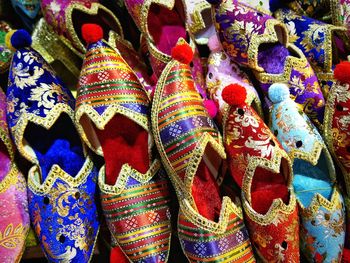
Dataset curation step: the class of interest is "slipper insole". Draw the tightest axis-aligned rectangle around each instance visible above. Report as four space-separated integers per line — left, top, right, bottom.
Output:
251 165 289 215
258 43 290 74
96 114 149 186
0 141 10 181
293 152 332 208
148 4 187 56
25 114 85 181
192 159 222 222
97 114 222 221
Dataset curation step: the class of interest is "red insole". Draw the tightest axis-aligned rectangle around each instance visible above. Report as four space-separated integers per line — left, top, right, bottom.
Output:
97 114 222 221
250 166 289 215
148 4 187 55
191 158 222 221
96 115 149 185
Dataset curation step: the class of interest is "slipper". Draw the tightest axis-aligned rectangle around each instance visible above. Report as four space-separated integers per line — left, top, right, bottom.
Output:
152 40 256 262
324 62 350 196
324 62 350 250
0 87 29 263
41 0 123 56
124 0 208 99
210 0 326 126
6 29 99 262
222 83 300 262
75 24 172 263
275 8 349 98
269 83 345 262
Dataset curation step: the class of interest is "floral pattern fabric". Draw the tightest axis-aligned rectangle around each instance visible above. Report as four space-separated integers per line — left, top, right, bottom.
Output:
275 8 347 98
212 0 325 125
7 48 75 129
269 92 345 262
27 160 99 263
206 43 263 125
6 42 100 262
223 98 300 262
324 82 350 195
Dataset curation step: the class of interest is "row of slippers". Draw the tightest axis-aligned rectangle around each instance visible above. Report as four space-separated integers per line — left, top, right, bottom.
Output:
2 1 350 263
1 22 350 263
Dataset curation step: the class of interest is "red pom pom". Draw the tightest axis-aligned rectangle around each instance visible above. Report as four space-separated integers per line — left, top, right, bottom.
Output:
334 61 350 84
203 99 218 118
81 24 103 44
171 42 193 64
222 84 247 106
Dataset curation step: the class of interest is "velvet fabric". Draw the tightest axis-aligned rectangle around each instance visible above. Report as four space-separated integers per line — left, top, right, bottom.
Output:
124 0 208 100
269 87 345 262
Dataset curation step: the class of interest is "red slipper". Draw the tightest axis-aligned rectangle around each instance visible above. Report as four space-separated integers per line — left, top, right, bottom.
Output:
222 83 300 262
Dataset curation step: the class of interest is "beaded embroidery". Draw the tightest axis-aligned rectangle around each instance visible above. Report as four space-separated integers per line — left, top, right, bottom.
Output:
151 58 256 262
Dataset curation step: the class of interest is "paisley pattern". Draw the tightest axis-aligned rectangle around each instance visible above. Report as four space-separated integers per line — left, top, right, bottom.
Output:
223 99 300 262
212 1 325 125
151 58 256 262
41 0 122 54
27 160 99 263
7 47 75 163
275 8 347 98
99 165 171 263
269 91 345 262
0 89 29 263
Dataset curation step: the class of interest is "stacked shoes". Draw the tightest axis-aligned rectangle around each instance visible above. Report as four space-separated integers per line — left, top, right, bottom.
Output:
1 0 350 262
